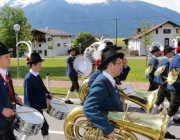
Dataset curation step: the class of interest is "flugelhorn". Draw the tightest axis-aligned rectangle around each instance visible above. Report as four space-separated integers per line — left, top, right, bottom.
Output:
64 107 167 140
145 65 153 75
167 68 179 85
154 65 166 76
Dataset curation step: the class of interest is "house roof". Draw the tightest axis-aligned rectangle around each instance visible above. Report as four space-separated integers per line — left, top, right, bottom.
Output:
123 21 180 41
32 28 74 36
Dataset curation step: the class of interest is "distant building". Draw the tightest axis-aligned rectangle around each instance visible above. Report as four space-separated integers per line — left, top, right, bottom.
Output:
123 21 180 56
31 28 74 56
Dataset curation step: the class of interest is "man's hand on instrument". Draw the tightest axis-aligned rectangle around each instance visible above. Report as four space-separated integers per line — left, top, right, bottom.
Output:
122 57 128 68
108 131 115 138
2 108 14 118
15 95 22 104
49 93 53 99
46 99 50 105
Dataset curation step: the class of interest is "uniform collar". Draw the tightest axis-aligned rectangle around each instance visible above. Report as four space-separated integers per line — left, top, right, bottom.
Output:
30 69 39 77
102 71 115 86
163 56 169 60
152 55 158 59
0 68 7 81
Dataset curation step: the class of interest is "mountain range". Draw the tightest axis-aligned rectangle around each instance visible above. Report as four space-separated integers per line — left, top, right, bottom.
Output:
1 0 180 38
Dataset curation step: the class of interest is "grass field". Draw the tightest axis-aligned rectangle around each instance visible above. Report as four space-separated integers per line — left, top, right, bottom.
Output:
10 57 148 82
14 86 77 98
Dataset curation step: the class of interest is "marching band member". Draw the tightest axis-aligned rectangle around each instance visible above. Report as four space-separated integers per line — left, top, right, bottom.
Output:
83 48 124 138
146 46 161 91
151 46 180 122
0 42 22 140
65 47 81 104
88 42 130 87
22 52 53 140
165 41 180 139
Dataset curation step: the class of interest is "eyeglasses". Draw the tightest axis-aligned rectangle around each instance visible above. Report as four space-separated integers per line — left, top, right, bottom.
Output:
115 62 122 65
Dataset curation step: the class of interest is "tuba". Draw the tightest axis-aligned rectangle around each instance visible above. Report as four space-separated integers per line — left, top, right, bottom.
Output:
167 68 179 85
154 65 166 76
64 107 167 140
78 79 157 114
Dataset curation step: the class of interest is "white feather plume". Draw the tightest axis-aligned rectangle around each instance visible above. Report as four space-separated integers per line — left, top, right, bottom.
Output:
171 36 180 49
16 41 32 58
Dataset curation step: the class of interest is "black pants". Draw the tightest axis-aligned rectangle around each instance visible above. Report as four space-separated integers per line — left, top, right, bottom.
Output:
69 75 79 93
168 90 180 117
148 80 158 91
0 120 16 140
40 111 49 137
155 84 171 106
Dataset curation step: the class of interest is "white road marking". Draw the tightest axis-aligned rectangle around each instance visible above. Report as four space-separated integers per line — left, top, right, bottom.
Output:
49 130 64 134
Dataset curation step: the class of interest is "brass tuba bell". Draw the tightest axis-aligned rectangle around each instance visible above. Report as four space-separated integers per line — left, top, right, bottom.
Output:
78 79 157 114
145 65 153 75
167 68 179 85
64 107 167 140
154 65 166 76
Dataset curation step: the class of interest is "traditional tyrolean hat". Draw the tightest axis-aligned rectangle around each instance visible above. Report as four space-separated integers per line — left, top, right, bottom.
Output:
97 48 124 69
26 52 44 64
0 42 13 56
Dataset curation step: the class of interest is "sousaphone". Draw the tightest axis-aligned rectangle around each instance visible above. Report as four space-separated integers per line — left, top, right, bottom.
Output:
73 55 93 77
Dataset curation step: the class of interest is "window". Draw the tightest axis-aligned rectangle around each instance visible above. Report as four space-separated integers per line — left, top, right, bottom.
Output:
48 46 53 49
176 29 179 33
47 37 52 41
156 29 158 34
39 44 41 47
57 43 61 47
38 50 42 53
163 29 171 34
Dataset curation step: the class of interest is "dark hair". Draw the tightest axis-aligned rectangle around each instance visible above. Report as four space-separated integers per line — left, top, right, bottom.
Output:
102 58 117 70
30 62 38 68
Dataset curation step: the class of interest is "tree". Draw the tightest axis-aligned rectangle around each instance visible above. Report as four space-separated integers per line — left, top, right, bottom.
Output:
0 5 31 57
74 32 92 47
138 20 151 68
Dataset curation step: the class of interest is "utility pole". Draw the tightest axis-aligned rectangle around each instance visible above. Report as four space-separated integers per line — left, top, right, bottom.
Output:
115 18 118 45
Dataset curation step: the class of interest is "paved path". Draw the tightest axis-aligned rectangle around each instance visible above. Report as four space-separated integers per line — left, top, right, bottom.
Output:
13 79 149 90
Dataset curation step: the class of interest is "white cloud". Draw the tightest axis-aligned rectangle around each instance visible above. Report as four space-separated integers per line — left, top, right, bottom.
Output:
65 0 107 5
11 0 41 7
138 0 180 14
0 0 10 7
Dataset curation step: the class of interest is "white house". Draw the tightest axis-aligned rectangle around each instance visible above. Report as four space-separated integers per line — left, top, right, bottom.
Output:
123 21 180 56
31 28 74 57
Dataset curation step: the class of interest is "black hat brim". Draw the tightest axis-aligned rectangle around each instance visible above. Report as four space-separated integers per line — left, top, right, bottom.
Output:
97 53 124 69
0 48 13 55
150 49 160 53
114 47 122 50
164 48 175 55
27 59 45 64
67 48 76 53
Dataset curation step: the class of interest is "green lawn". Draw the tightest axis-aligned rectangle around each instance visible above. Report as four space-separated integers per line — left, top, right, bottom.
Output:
10 58 148 82
14 86 77 98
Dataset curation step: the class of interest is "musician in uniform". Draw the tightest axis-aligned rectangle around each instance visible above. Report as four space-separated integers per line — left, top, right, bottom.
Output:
165 41 180 139
88 42 130 87
65 47 80 104
0 42 22 140
151 46 180 121
83 48 124 138
22 52 53 140
146 46 161 91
